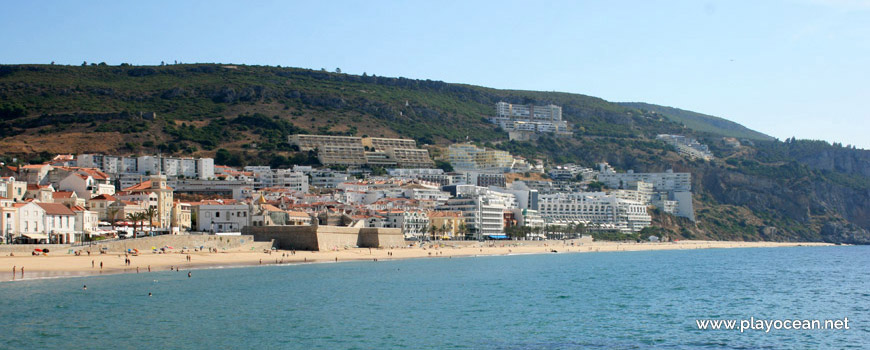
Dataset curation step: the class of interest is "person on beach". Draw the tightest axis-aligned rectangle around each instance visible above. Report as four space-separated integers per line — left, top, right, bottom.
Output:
148 265 151 272
20 266 24 276
100 262 103 269
12 266 15 274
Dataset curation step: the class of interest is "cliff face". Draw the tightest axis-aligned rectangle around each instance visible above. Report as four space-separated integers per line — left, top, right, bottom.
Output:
797 150 870 178
685 155 870 244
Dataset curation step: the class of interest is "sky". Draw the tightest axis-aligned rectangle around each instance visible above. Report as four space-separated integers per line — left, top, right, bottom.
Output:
1 0 868 148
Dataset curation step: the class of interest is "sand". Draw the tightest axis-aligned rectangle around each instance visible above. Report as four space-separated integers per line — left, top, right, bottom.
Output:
0 240 834 282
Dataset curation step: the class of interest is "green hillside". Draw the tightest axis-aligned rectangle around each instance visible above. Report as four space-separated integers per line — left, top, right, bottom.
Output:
1 63 869 244
619 102 774 141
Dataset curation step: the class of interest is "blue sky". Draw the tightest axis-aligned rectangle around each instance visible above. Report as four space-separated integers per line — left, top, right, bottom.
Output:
2 0 868 148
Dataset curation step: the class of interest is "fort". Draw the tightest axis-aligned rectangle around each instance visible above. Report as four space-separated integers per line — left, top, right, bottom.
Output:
242 225 404 251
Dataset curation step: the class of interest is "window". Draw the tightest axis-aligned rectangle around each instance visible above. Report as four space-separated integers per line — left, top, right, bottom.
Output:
215 212 220 218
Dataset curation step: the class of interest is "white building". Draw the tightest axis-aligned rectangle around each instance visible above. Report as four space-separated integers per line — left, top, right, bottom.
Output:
37 203 77 243
77 154 215 179
58 173 115 199
72 205 99 239
1 176 27 201
538 192 651 233
439 186 516 239
269 169 309 193
381 210 430 239
191 200 251 233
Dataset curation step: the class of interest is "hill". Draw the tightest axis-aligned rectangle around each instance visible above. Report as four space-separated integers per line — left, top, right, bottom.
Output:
1 63 868 244
619 102 775 141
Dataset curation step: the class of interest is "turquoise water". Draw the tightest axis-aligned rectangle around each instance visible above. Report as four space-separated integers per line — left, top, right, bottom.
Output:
1 246 867 349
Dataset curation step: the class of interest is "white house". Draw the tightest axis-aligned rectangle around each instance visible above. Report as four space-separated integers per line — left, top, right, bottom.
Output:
190 200 251 233
71 205 99 239
58 173 114 199
14 202 45 240
37 202 77 243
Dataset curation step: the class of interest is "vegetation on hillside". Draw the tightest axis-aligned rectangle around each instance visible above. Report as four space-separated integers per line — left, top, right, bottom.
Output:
1 63 868 243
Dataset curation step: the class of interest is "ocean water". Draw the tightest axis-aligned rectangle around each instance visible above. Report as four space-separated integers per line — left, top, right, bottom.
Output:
1 246 867 349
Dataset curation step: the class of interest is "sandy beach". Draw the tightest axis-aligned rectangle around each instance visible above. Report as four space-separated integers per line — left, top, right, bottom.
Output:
0 240 833 282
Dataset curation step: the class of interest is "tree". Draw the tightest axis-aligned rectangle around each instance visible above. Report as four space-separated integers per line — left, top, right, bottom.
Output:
458 222 469 239
335 67 341 73
429 224 437 241
435 160 454 172
107 207 119 235
143 207 158 235
126 212 145 239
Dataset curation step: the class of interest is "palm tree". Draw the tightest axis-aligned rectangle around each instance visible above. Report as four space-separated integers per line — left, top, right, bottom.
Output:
428 224 437 241
458 222 468 240
126 212 146 239
107 207 119 236
143 207 158 236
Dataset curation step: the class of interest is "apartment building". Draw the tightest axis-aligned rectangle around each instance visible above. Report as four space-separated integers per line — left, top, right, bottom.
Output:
447 144 514 173
288 135 363 151
77 154 215 179
538 192 651 233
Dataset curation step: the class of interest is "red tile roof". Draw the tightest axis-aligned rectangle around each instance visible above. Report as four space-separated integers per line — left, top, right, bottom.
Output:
52 191 75 199
36 202 75 216
90 194 117 201
22 164 50 170
77 168 110 180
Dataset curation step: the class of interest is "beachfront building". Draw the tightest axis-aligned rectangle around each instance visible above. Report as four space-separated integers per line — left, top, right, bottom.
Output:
122 175 174 230
538 192 651 233
439 186 516 239
13 202 46 243
512 208 545 229
35 202 77 243
72 205 99 240
381 210 430 240
190 200 251 233
1 198 16 243
427 211 466 239
171 201 192 233
596 165 694 221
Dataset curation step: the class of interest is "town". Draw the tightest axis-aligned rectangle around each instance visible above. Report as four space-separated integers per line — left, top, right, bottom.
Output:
0 102 699 246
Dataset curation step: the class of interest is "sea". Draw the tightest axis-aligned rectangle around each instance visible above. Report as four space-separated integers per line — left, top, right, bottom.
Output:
1 246 867 349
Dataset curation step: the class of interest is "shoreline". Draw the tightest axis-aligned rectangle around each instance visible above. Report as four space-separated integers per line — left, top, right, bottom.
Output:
0 240 836 283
